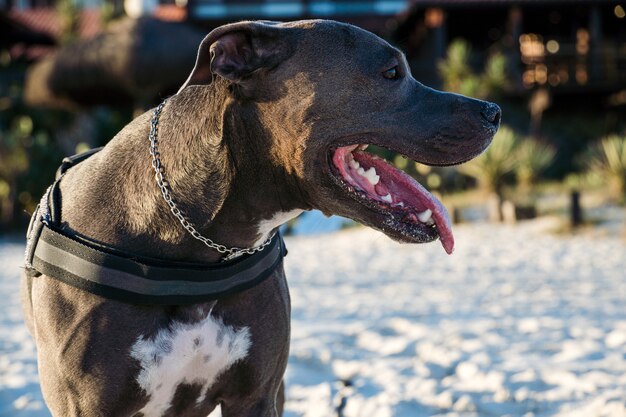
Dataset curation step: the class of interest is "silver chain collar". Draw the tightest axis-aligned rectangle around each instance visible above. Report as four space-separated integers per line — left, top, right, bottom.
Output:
148 99 275 261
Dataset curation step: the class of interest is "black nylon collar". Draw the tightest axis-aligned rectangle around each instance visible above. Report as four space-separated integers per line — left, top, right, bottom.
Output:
29 224 286 305
24 148 287 305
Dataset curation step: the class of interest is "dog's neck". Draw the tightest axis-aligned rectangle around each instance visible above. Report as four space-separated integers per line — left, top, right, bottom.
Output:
69 82 307 263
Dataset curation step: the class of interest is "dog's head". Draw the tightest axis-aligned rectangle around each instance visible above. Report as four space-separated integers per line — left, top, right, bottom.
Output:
179 20 500 254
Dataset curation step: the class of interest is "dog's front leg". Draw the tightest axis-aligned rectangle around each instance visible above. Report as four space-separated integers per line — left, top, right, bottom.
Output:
218 350 287 417
221 393 282 417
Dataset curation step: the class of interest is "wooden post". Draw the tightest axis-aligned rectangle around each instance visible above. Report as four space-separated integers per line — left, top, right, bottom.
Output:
452 206 462 224
589 4 602 83
506 6 523 91
487 193 503 222
570 190 582 227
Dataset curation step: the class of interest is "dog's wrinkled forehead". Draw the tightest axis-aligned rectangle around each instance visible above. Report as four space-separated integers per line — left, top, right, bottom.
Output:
291 20 402 67
267 21 411 112
179 19 403 92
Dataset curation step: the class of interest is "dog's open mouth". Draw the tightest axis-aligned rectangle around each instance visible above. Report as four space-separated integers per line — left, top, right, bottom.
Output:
330 144 454 254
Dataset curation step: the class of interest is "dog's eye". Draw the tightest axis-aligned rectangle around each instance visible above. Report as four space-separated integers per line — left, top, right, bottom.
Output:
382 66 400 80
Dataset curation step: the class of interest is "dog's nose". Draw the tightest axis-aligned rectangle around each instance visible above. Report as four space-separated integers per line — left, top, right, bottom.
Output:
480 102 502 127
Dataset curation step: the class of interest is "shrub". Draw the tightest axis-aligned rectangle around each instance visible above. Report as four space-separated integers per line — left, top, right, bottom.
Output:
456 125 520 198
587 135 626 203
438 39 507 100
515 138 556 193
57 0 81 45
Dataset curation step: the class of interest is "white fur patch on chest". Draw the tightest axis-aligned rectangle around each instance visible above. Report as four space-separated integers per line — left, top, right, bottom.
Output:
254 209 304 246
130 314 251 416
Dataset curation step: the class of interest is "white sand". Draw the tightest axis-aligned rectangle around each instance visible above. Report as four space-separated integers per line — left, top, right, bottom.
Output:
1 220 625 417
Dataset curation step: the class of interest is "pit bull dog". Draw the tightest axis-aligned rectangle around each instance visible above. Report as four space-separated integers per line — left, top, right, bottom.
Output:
21 20 500 417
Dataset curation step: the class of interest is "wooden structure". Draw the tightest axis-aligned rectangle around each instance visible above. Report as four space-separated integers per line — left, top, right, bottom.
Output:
392 0 626 95
183 0 408 34
5 0 626 96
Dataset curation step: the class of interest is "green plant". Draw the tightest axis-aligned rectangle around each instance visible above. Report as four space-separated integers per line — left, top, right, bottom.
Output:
438 40 478 97
100 0 124 26
479 52 507 99
456 125 520 198
0 58 70 228
0 118 29 224
515 138 556 193
587 134 626 203
438 39 507 100
57 0 81 44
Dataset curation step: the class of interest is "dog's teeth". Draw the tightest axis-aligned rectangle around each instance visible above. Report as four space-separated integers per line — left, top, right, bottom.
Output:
394 201 404 208
417 209 432 223
426 218 435 226
357 167 365 175
349 158 360 169
381 194 392 203
359 144 369 150
362 167 379 185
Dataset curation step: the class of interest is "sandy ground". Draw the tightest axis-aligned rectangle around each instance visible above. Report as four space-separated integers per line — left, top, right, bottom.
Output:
1 219 625 417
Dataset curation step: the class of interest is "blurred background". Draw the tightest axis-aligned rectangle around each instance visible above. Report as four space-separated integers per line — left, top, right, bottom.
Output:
0 0 625 232
1 3 626 416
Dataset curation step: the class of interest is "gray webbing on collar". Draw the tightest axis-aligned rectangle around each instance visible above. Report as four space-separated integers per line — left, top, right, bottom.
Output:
28 223 285 305
23 148 287 305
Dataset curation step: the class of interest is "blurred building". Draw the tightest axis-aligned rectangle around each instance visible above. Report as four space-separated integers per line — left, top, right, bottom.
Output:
184 0 406 32
185 0 626 97
2 0 626 96
393 0 626 96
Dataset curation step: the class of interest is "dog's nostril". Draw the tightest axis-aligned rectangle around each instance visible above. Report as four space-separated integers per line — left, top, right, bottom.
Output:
480 102 502 126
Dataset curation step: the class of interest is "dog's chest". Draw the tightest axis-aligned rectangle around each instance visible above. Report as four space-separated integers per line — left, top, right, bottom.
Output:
129 313 251 416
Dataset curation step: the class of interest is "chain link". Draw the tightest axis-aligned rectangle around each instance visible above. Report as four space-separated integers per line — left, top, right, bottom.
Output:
148 99 275 260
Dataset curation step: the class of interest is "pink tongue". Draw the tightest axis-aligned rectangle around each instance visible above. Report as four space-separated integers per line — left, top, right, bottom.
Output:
333 147 455 254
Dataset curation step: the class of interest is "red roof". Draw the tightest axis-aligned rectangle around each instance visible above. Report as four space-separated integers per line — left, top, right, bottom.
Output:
154 4 187 22
7 6 186 60
8 8 102 41
8 5 185 41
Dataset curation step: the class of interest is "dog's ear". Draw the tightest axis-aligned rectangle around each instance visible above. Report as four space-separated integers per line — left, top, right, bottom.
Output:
179 21 295 91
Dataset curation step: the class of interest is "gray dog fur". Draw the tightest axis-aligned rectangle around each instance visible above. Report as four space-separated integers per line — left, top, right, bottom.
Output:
21 20 499 417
